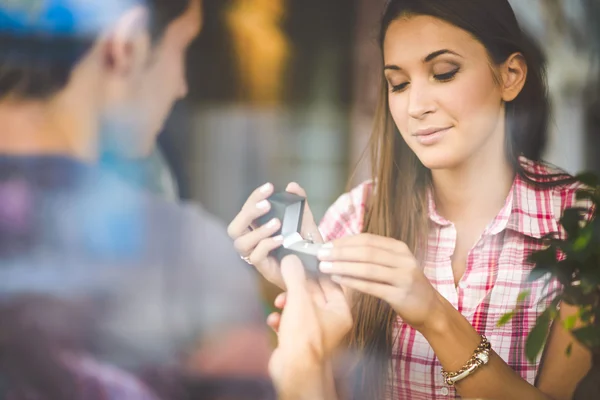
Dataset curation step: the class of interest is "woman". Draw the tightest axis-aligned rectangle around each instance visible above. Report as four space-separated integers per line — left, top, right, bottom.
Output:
228 0 593 398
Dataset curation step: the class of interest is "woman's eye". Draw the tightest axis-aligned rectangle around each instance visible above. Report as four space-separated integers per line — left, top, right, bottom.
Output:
390 82 409 93
434 68 459 82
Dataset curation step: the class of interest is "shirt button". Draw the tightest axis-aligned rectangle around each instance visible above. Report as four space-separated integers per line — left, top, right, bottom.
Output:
441 387 450 396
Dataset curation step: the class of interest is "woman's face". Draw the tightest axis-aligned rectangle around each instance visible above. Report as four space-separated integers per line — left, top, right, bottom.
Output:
383 15 515 171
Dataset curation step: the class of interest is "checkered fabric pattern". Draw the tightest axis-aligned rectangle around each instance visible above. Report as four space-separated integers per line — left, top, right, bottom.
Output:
319 159 586 400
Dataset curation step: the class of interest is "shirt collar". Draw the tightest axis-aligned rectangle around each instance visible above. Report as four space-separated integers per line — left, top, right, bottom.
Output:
427 159 559 239
504 163 560 239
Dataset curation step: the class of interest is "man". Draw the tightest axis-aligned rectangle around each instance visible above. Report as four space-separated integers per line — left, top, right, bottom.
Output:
267 255 353 400
0 0 269 392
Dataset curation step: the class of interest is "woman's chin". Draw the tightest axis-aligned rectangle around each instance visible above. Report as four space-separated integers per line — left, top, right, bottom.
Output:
417 151 463 171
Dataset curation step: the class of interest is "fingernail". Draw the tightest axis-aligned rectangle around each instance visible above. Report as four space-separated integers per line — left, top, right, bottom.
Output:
331 275 343 283
257 200 270 209
275 293 286 303
273 235 284 242
318 248 331 259
319 262 333 272
260 183 273 193
267 218 279 228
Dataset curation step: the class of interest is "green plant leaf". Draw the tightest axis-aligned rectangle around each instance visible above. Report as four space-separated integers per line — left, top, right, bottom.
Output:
527 264 552 282
525 299 559 363
526 247 557 282
562 285 595 306
572 224 593 252
543 231 561 239
575 189 597 203
575 188 593 198
560 208 583 238
576 172 600 188
535 287 561 308
579 307 594 323
497 311 515 327
553 260 577 286
517 290 531 304
562 315 577 331
571 325 600 350
566 342 573 356
579 277 599 295
527 245 558 265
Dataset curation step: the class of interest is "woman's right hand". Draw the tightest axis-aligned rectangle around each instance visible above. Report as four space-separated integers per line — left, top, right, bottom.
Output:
227 182 323 289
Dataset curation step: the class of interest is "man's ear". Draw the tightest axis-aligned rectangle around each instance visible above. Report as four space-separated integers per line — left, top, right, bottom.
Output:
101 6 150 76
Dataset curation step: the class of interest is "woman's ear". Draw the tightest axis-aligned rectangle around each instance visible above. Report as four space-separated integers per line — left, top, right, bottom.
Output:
500 52 528 102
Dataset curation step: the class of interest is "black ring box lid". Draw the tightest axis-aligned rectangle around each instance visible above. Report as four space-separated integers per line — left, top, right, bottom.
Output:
255 192 305 238
254 192 320 275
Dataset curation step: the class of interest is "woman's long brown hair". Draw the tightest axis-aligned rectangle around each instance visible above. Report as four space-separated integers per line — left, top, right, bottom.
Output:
347 79 431 399
348 1 574 399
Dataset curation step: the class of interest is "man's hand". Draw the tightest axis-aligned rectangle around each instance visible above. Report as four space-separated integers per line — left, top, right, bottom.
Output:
268 256 352 400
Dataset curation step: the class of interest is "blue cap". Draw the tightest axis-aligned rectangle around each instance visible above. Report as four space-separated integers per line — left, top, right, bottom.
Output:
0 0 145 38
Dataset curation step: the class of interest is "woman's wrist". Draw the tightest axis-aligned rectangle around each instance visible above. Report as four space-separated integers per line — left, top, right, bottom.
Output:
416 292 484 373
417 292 453 337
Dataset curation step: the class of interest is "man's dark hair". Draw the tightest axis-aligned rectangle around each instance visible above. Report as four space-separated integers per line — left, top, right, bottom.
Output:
0 0 191 100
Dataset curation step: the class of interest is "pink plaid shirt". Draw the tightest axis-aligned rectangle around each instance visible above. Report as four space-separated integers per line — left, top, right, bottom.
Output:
319 159 584 400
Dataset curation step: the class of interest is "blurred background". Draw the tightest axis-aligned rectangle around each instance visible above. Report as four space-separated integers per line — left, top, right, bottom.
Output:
153 0 600 226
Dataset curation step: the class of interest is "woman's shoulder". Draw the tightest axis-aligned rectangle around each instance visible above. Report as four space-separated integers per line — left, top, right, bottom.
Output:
318 180 373 242
520 158 595 222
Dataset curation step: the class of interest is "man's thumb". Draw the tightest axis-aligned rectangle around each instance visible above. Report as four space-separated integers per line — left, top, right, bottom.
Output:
280 255 307 297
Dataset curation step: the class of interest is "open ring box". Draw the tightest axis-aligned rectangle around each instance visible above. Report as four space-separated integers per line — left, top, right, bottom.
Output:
254 192 322 276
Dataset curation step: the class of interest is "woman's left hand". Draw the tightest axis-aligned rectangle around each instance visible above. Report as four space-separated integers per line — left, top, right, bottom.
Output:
318 233 441 331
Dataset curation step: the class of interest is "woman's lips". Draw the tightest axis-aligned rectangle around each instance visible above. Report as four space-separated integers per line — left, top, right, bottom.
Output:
412 127 451 145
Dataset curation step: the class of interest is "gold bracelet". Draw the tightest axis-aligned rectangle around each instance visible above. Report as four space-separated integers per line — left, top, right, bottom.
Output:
441 335 491 386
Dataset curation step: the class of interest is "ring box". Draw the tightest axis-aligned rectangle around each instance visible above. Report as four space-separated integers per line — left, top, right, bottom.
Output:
254 192 322 276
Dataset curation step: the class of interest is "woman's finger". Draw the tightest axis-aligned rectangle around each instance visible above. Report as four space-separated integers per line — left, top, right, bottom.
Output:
227 183 274 239
330 275 397 304
274 292 287 309
233 218 281 256
318 245 415 269
267 312 281 334
285 182 307 197
331 233 411 255
248 235 284 264
319 261 398 285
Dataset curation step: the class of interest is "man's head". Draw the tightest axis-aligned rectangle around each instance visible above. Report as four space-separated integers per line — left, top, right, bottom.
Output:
102 0 202 157
0 0 202 158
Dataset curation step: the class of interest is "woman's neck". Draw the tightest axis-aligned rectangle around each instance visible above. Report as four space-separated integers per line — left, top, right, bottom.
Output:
431 152 515 226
